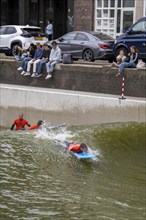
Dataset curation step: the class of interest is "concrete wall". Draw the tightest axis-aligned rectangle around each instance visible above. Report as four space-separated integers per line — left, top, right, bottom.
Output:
0 59 146 98
0 84 145 128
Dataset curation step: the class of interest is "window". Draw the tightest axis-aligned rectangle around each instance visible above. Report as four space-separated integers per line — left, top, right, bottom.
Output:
132 21 146 33
103 9 108 17
103 0 108 7
0 27 6 35
63 33 76 40
117 10 121 33
123 0 135 7
97 9 102 17
123 11 133 32
110 10 114 17
110 0 115 7
97 0 102 7
5 27 17 34
75 33 89 41
118 0 121 7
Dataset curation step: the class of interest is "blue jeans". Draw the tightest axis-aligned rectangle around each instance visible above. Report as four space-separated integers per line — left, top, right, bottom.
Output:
118 62 136 75
37 59 48 74
21 57 32 71
46 60 59 73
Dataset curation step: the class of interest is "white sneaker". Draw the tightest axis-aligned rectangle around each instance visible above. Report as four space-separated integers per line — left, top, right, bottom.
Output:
45 75 52 80
20 70 26 75
31 72 37 77
24 72 31 76
36 73 42 78
17 67 23 71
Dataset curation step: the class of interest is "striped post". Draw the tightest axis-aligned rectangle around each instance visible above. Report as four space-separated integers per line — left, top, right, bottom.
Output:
119 77 126 99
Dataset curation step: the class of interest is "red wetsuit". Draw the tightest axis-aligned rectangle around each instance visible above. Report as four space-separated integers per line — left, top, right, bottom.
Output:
67 144 82 153
12 118 29 130
28 124 39 130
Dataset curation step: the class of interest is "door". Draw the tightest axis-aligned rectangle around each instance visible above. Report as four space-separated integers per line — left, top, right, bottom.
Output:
57 32 76 53
122 10 134 33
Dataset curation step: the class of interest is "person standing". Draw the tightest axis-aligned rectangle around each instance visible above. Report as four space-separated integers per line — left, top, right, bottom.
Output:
45 19 53 41
116 45 139 77
11 113 31 130
45 41 61 79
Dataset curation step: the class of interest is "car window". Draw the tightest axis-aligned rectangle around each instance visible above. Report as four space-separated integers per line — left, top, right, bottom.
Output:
75 33 89 41
63 33 76 41
5 27 17 34
92 33 114 40
22 28 42 34
131 20 146 34
0 27 6 35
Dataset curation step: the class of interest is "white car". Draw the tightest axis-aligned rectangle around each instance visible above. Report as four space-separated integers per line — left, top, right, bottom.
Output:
0 25 48 56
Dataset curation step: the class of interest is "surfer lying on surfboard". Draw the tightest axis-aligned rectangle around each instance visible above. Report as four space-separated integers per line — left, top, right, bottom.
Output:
64 141 96 159
65 142 88 153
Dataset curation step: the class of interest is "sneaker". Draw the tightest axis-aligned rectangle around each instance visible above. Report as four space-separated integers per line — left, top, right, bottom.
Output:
17 67 23 71
45 74 52 80
36 73 42 78
24 72 31 76
20 70 26 75
31 72 37 77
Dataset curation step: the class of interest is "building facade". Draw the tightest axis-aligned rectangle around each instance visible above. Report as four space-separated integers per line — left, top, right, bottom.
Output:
0 0 74 38
94 0 146 38
0 0 146 39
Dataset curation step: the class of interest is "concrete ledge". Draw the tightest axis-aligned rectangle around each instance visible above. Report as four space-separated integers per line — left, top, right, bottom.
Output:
0 59 146 97
0 84 145 127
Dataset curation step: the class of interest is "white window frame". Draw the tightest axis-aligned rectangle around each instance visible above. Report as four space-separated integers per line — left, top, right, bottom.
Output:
94 0 136 38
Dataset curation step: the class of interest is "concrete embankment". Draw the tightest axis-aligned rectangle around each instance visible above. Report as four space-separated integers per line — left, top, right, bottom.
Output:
0 84 145 127
0 58 146 97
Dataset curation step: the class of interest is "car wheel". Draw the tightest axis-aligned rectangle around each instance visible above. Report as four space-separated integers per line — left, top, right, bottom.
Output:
11 43 21 56
83 49 94 62
115 47 128 57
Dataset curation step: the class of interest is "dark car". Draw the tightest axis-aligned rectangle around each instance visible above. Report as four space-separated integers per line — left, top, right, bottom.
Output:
113 17 146 61
52 31 114 62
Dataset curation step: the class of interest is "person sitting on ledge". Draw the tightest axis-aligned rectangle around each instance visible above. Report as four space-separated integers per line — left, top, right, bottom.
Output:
112 49 127 68
45 41 61 80
116 45 139 77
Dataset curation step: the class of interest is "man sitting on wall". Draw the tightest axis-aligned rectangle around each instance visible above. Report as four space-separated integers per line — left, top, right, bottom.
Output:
45 41 61 79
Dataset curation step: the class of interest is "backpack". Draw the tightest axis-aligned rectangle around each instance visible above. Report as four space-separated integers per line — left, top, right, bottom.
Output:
63 53 73 64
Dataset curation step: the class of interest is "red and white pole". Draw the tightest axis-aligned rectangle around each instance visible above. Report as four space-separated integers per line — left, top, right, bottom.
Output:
120 77 126 99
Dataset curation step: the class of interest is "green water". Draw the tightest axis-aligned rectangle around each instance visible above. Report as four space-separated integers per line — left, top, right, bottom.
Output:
0 123 145 220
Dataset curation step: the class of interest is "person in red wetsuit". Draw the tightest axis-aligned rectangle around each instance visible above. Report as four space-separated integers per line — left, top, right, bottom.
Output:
66 142 88 153
28 120 43 130
11 113 31 130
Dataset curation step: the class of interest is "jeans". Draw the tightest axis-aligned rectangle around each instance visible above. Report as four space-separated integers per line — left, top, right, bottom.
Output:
46 60 59 73
21 57 32 71
27 59 41 73
119 62 136 75
37 59 48 74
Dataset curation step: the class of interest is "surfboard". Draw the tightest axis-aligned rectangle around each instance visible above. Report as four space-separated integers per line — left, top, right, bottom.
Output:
69 151 96 159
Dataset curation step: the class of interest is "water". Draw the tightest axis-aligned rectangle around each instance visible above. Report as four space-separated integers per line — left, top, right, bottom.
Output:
0 123 145 220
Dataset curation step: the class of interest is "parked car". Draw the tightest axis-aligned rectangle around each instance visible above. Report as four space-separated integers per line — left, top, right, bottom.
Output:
0 25 48 56
113 17 146 61
51 31 114 62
